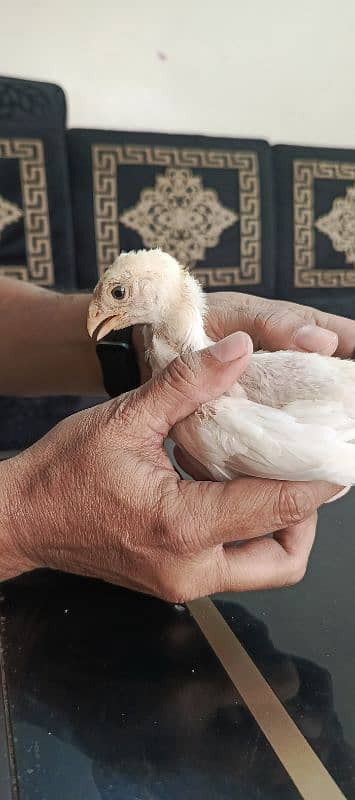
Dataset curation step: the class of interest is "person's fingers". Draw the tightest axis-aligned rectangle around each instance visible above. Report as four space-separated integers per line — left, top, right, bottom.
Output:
281 300 355 359
132 331 253 437
291 324 338 355
204 293 355 356
221 513 318 592
223 295 355 358
177 477 340 548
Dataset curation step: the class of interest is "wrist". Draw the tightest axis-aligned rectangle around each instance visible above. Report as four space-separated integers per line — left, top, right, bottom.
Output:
0 282 105 396
52 292 104 395
0 455 35 581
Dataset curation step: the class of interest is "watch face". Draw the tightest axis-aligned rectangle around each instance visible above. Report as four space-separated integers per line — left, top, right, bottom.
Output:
96 325 139 396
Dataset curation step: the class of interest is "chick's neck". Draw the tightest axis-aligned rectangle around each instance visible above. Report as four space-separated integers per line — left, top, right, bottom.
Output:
146 275 210 372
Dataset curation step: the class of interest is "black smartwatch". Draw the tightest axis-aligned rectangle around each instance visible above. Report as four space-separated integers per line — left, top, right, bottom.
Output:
96 327 140 398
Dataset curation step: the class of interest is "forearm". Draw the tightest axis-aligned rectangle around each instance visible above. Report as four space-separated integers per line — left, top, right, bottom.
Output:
0 278 104 395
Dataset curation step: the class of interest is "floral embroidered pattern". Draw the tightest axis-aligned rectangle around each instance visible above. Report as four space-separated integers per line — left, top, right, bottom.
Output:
120 168 238 265
315 184 355 265
0 194 22 238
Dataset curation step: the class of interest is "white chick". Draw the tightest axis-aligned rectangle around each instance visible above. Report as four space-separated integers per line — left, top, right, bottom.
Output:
87 249 355 486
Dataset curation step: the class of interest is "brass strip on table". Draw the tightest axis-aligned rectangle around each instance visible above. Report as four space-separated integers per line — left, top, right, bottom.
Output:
188 597 346 800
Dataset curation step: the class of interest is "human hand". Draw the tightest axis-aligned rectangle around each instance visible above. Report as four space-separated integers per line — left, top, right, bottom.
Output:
203 292 355 357
0 332 339 600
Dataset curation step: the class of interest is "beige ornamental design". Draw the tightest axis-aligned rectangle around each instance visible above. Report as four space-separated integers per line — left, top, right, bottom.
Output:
315 184 355 265
120 167 238 265
0 194 22 238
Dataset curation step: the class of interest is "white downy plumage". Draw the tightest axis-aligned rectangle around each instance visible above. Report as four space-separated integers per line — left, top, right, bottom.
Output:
87 248 355 486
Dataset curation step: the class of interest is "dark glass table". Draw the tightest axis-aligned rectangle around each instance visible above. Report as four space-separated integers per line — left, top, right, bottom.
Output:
1 490 355 799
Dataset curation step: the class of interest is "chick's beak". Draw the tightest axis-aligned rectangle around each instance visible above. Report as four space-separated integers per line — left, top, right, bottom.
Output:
87 303 122 342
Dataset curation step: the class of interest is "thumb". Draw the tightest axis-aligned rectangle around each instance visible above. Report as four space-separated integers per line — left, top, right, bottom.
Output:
142 331 253 436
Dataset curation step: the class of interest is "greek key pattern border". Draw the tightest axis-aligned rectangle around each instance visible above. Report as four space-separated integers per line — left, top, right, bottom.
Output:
92 144 261 286
0 138 54 285
294 159 355 288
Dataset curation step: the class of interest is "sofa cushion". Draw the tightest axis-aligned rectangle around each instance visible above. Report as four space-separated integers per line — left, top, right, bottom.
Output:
68 129 275 297
0 123 76 289
0 75 66 127
274 144 355 318
0 395 104 451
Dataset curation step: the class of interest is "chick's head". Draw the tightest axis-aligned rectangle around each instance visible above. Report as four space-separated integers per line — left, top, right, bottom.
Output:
87 248 185 341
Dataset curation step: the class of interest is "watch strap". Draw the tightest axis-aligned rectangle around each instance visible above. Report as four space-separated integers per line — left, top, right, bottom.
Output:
96 328 140 398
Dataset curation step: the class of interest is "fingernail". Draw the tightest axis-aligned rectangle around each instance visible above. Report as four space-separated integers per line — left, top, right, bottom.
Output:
294 325 338 353
209 331 253 363
325 486 350 504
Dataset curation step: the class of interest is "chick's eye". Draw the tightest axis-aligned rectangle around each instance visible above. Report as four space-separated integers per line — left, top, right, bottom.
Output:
111 285 125 300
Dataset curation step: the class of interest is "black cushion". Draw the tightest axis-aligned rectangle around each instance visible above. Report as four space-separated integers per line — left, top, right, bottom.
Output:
274 144 355 317
0 75 66 126
67 129 275 297
0 78 83 449
0 396 98 450
0 123 76 289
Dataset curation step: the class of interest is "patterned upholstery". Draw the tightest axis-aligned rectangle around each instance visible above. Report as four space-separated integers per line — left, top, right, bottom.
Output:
0 126 76 288
274 145 355 318
67 130 275 296
0 79 77 449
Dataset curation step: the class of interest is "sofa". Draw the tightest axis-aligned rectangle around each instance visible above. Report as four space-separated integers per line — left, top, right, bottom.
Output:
1 74 355 448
